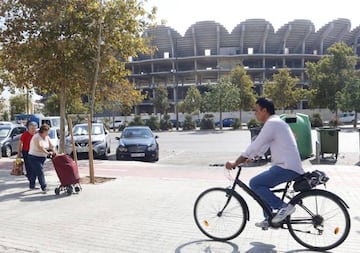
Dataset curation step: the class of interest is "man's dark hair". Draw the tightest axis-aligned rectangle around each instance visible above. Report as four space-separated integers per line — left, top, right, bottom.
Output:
256 97 275 115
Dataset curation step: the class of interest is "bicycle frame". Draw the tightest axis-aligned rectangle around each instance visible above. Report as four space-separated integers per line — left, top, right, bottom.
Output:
226 166 292 222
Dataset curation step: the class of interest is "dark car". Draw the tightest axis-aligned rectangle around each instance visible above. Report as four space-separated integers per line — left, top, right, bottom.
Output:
0 124 26 157
116 126 159 162
215 118 236 128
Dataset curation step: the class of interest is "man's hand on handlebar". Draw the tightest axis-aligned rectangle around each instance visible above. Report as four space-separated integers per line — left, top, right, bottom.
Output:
225 156 250 170
225 161 236 170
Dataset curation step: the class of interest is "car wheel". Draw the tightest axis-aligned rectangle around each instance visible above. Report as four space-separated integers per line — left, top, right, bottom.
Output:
4 145 12 157
153 152 159 162
116 154 122 161
100 152 107 160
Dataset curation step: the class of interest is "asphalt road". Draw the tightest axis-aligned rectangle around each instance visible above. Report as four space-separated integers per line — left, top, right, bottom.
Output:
110 128 360 167
8 127 360 168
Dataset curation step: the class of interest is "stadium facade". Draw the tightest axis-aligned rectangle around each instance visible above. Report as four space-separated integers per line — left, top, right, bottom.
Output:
126 19 360 114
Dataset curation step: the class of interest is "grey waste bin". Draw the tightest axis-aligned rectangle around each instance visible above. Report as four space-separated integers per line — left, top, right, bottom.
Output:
316 127 340 159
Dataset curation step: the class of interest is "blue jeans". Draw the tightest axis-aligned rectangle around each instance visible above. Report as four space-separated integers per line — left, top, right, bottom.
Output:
21 151 31 180
28 154 47 190
249 166 300 213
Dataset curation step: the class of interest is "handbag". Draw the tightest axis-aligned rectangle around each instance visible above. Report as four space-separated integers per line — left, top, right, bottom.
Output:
11 158 24 176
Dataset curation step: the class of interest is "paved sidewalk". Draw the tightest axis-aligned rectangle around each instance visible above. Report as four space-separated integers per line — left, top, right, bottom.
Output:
0 159 359 252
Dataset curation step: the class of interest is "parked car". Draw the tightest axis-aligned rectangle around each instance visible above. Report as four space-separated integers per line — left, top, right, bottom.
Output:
215 118 236 128
116 126 159 162
170 119 183 128
110 120 123 130
0 124 26 157
338 112 356 124
48 127 60 152
0 121 13 125
65 123 111 159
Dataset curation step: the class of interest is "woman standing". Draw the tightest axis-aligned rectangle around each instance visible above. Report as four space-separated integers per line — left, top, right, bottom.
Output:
28 124 55 192
18 121 38 182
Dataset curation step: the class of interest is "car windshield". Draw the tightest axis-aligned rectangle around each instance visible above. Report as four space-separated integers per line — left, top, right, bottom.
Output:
73 125 104 136
51 118 61 128
122 128 152 138
48 129 56 139
0 128 10 138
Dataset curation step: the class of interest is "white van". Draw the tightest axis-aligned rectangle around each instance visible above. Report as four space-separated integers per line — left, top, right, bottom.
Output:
41 116 68 134
338 113 355 124
41 116 61 128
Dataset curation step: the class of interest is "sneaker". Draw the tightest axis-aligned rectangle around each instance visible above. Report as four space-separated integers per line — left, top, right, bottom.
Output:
272 204 295 223
255 219 269 230
42 188 48 194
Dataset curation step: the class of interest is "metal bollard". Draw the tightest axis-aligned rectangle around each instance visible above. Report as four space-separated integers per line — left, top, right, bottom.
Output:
315 141 320 163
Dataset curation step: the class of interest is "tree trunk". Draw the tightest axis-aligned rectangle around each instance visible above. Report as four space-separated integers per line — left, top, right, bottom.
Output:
239 109 243 129
59 83 66 153
353 111 358 129
90 0 102 122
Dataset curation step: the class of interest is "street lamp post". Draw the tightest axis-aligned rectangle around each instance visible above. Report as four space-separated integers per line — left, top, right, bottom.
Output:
216 65 223 130
174 38 179 130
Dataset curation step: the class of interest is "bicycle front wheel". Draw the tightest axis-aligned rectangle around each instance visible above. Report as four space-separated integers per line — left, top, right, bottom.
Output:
287 189 350 251
193 187 247 241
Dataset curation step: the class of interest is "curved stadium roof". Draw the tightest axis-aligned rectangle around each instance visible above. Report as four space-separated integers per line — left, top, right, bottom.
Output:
138 18 360 60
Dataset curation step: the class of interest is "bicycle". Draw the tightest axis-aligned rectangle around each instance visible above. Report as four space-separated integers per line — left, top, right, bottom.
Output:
193 166 351 251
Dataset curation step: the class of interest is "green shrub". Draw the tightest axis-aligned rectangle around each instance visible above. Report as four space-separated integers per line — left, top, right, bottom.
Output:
146 116 160 131
310 113 323 128
129 115 144 126
183 114 196 130
200 114 215 130
232 118 241 130
118 121 128 131
247 118 261 129
103 118 111 130
328 117 342 127
160 114 172 130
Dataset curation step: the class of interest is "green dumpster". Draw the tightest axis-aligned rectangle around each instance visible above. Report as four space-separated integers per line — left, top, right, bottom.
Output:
249 127 270 160
280 113 313 159
317 127 340 159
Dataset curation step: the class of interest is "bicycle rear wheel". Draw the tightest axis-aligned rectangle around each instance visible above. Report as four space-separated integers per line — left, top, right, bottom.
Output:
287 189 350 251
193 187 247 241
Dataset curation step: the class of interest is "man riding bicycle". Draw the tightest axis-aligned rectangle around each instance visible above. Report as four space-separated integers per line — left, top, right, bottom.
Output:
226 97 304 229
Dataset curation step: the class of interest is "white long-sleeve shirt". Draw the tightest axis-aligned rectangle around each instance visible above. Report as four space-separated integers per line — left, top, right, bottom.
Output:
242 115 304 175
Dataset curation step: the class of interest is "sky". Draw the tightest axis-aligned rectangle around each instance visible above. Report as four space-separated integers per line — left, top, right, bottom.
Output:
145 0 360 35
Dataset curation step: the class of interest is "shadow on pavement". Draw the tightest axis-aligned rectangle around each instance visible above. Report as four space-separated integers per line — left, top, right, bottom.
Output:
175 239 239 253
186 130 227 135
244 242 276 253
20 192 70 202
285 249 332 253
309 157 337 165
0 189 29 202
355 216 360 234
